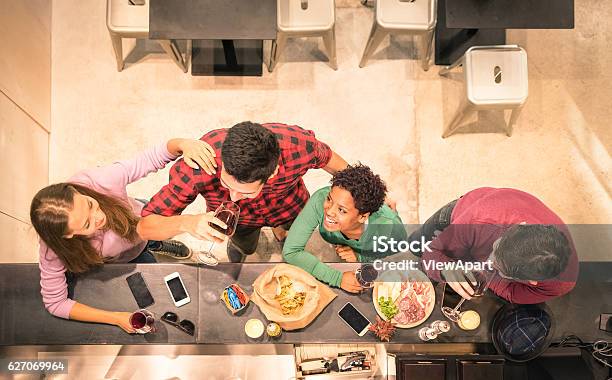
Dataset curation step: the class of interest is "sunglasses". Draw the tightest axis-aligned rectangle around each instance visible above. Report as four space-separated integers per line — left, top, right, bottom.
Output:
161 311 195 336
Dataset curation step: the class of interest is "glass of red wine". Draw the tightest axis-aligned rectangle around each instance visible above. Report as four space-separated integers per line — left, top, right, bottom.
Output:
355 263 378 288
197 201 240 266
441 268 494 322
129 309 155 334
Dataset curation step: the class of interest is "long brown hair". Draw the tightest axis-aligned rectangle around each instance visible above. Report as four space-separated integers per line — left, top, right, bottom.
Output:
30 183 140 273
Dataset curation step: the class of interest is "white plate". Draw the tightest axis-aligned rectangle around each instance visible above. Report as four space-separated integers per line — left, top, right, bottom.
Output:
372 271 435 329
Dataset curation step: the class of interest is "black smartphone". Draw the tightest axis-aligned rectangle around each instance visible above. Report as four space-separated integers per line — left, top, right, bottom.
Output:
126 272 155 308
338 302 371 336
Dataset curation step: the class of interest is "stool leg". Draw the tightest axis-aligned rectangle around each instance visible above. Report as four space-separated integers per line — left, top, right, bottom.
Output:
421 29 434 71
506 106 523 137
359 23 387 68
322 28 338 70
109 32 124 72
269 33 287 72
158 39 188 72
439 56 463 76
443 100 473 138
186 39 193 69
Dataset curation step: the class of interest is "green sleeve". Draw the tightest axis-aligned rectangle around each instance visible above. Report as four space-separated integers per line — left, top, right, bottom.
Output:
359 208 408 262
282 188 343 287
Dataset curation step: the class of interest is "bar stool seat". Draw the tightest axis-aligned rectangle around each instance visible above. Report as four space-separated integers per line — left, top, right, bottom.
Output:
359 0 436 70
106 0 187 72
269 0 337 72
377 0 434 30
278 0 335 31
439 45 528 138
107 0 149 34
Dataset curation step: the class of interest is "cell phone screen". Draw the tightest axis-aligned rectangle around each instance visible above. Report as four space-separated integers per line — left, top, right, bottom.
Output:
167 276 188 302
339 303 370 334
126 272 154 308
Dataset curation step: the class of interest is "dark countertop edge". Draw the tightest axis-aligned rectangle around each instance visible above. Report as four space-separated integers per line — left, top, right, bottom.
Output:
0 338 589 346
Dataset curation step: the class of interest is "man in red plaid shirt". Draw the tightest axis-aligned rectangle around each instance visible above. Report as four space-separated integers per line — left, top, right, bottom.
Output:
138 121 348 262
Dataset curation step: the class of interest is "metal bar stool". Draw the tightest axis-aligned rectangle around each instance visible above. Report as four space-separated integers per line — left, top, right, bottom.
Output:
269 0 337 72
359 0 436 70
439 45 528 138
106 0 187 72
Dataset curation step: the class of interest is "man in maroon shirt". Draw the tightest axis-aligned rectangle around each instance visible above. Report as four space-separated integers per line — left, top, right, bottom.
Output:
137 121 348 262
408 187 578 304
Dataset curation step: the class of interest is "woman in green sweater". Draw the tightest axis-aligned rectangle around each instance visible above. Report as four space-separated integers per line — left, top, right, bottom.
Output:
283 164 406 293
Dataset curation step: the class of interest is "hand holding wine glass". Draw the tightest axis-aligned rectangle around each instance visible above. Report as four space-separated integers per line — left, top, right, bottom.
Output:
441 269 477 300
197 201 240 265
441 268 494 322
180 212 228 242
208 201 240 236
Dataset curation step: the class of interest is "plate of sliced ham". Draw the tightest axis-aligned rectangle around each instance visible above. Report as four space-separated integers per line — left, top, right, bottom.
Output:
372 272 435 328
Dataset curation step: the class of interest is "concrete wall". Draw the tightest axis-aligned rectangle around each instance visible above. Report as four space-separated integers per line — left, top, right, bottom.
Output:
0 1 51 262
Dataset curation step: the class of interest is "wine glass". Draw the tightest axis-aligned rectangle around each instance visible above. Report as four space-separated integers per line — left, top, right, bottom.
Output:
355 263 378 288
129 309 155 334
441 268 494 322
197 201 240 266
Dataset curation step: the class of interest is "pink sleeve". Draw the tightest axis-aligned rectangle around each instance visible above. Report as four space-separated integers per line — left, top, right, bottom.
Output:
70 143 178 194
38 242 76 319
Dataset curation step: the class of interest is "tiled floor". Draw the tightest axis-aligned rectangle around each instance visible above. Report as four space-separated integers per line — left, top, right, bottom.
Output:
25 2 612 377
51 1 423 264
51 0 610 263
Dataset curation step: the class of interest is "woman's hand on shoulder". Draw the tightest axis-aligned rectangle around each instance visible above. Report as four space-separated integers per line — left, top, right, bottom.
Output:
170 139 218 175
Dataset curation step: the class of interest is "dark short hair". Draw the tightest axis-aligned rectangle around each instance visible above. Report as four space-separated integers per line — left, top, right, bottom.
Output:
331 163 387 214
221 122 280 183
494 224 571 281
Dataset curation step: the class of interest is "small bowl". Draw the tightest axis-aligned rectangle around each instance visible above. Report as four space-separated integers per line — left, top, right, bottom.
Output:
221 283 250 314
245 318 265 339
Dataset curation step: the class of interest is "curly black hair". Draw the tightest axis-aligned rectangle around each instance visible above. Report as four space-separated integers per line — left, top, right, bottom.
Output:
330 163 387 214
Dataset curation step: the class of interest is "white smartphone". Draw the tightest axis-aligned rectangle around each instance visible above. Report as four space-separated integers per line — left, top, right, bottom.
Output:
338 302 371 336
164 272 191 307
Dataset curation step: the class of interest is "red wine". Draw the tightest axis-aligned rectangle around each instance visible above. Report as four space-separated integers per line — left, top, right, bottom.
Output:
209 210 237 236
130 312 147 329
359 264 379 282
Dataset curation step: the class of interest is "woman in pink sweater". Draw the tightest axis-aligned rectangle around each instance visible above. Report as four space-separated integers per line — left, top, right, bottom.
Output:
30 138 221 333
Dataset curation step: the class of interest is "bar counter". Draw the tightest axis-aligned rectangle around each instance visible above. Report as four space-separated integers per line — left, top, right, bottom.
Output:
0 262 609 346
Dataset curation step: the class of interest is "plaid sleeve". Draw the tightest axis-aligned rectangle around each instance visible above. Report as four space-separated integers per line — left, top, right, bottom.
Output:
308 135 332 169
302 130 332 169
278 124 332 169
141 159 201 217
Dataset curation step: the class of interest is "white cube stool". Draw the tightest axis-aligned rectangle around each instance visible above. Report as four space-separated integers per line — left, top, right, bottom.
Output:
359 0 436 70
439 45 528 138
269 0 337 72
106 0 187 72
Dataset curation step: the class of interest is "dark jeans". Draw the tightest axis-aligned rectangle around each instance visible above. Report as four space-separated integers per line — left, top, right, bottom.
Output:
128 241 160 263
227 222 293 262
407 199 458 257
131 199 158 263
